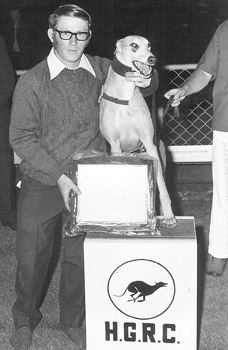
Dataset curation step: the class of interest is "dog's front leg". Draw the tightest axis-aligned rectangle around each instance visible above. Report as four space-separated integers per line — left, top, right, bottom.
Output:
143 141 176 227
109 140 123 156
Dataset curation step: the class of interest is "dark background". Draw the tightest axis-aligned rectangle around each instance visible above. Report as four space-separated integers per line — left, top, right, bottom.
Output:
0 0 225 69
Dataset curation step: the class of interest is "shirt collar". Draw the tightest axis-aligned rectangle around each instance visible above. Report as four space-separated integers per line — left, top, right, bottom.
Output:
47 48 96 80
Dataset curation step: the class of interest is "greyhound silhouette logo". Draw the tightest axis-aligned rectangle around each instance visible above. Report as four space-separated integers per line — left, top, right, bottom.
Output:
107 259 175 320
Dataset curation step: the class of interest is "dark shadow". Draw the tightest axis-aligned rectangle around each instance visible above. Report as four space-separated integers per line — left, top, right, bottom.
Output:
38 214 63 307
195 224 207 349
165 160 184 216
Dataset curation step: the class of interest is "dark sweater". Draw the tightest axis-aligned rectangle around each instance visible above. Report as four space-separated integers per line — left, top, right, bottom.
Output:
10 55 111 185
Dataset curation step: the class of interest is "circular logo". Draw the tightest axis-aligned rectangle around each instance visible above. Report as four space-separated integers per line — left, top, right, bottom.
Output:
107 259 175 320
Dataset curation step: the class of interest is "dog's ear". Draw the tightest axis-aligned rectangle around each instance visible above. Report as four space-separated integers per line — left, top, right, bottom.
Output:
115 38 123 54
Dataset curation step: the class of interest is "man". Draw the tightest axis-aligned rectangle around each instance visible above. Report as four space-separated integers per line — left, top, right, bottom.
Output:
165 20 228 278
9 4 153 349
0 34 16 230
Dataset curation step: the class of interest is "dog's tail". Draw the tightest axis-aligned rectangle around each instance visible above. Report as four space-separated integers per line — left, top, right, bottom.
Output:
113 287 128 297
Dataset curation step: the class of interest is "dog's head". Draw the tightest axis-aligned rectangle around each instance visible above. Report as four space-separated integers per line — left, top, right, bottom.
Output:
115 35 156 78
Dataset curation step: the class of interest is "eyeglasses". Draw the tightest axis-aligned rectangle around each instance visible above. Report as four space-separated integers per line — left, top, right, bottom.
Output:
55 29 90 41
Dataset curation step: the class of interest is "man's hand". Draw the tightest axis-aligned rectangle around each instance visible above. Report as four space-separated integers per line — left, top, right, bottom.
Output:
57 174 81 212
164 87 186 106
164 70 212 106
125 71 151 88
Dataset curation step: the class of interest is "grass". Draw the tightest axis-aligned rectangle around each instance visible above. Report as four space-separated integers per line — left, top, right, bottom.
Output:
174 183 228 350
0 225 80 350
1 181 228 349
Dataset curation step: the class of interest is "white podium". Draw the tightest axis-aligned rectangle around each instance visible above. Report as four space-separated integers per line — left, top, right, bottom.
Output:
84 217 197 350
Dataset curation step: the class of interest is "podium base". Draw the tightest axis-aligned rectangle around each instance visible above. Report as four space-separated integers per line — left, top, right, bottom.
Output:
84 216 197 350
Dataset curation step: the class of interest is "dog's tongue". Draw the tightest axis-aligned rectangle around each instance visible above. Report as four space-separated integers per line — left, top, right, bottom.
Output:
133 61 152 77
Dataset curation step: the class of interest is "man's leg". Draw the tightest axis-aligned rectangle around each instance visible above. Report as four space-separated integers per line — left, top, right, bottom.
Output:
11 176 64 339
0 135 16 229
59 233 86 328
58 233 86 347
207 131 228 276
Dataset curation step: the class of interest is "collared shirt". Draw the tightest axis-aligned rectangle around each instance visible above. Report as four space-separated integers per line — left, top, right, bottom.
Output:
47 48 96 80
196 19 228 132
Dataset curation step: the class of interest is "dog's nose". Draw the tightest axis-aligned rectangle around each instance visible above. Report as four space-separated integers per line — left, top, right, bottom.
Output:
147 55 156 65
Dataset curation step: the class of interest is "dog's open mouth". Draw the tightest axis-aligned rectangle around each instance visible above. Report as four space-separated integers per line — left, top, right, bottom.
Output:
133 61 153 77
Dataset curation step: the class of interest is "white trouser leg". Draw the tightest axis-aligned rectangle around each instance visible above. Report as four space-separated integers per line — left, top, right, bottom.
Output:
208 130 228 258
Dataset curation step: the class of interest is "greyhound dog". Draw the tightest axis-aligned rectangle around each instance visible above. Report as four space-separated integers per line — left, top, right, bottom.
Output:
99 35 176 227
114 280 167 303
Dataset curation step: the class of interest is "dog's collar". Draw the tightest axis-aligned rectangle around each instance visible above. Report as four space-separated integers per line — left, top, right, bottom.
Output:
101 92 129 105
100 57 132 105
111 56 133 77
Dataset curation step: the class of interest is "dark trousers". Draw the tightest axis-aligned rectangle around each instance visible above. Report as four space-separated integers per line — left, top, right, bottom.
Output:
12 175 85 331
0 134 16 219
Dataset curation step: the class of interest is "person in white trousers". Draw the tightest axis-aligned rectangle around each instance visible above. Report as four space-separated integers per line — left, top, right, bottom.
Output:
165 19 228 277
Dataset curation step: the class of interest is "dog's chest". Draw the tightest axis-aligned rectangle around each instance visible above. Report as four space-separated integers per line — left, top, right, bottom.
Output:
100 88 150 119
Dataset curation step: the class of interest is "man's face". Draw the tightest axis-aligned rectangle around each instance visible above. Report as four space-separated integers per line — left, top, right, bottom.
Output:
48 16 91 69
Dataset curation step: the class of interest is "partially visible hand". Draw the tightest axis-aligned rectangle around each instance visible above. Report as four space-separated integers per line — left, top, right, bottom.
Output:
125 71 151 88
57 174 81 212
164 88 186 106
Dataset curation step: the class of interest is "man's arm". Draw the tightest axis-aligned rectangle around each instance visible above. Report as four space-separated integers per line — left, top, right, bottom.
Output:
10 72 82 211
10 72 65 182
164 69 212 106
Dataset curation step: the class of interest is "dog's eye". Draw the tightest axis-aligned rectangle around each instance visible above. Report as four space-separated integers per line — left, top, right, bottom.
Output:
148 43 151 50
130 43 139 51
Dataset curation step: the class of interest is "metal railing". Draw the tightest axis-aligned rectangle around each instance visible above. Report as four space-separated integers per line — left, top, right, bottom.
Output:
161 64 213 162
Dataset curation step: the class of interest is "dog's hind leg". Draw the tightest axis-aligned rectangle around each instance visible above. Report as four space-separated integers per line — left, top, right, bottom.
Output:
155 140 167 217
158 140 166 174
101 136 110 154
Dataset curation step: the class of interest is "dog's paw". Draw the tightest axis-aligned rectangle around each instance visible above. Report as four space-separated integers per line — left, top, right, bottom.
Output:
162 216 177 228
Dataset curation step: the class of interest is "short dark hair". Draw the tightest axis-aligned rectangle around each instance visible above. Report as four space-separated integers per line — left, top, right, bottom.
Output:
49 4 92 29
